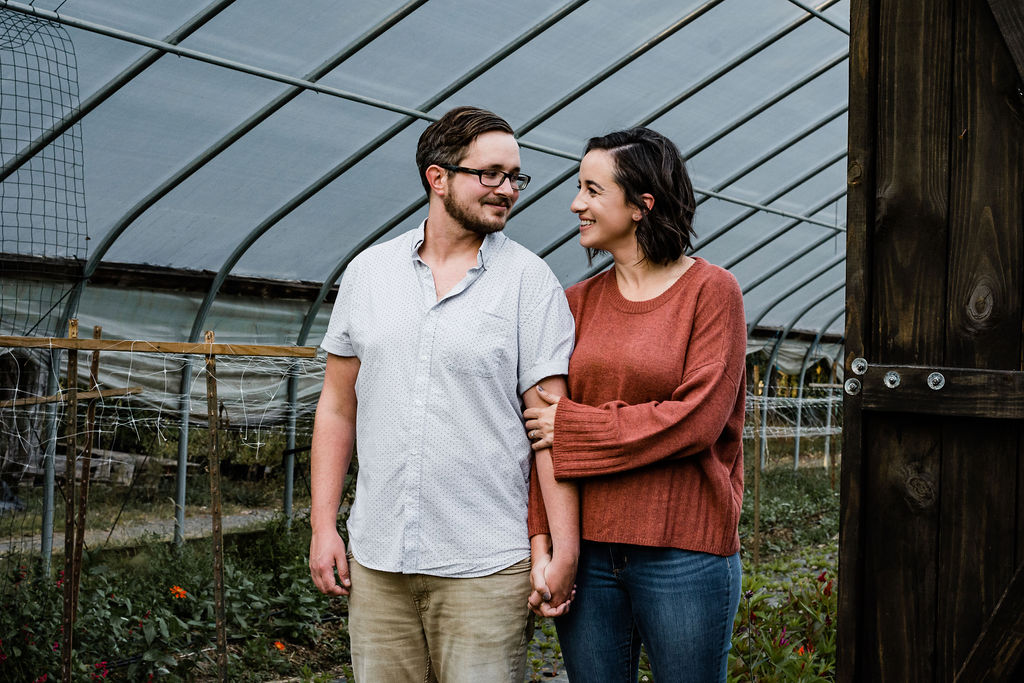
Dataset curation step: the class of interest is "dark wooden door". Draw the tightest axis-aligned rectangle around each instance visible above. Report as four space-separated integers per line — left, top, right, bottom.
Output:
841 0 1024 680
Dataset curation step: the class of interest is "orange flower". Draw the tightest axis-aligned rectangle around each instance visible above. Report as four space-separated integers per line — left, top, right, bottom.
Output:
169 585 187 599
273 641 285 651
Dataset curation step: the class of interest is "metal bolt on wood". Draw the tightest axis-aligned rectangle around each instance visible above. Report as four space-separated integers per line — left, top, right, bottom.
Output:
927 372 945 390
844 378 862 395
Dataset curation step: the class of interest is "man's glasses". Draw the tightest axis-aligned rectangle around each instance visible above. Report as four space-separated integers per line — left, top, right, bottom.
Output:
439 164 531 191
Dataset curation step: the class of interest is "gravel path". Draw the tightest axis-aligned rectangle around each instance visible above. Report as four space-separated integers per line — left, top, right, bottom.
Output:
0 507 292 557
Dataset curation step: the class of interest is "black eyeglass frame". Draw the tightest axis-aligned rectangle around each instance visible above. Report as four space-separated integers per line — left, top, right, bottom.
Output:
438 164 531 191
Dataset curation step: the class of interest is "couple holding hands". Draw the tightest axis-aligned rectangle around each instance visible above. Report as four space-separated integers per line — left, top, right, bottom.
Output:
310 106 746 683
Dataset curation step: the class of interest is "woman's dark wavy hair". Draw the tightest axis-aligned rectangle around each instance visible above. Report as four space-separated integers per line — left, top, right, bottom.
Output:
584 127 696 265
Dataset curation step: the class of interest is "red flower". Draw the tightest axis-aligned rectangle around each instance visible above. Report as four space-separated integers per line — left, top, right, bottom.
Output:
817 570 827 583
823 579 833 597
273 641 285 651
169 585 187 599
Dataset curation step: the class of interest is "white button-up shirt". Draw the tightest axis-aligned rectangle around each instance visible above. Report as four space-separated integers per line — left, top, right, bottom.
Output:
321 222 574 577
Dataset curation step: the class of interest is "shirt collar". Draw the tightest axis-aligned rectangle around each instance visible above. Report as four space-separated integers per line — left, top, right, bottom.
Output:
410 219 505 270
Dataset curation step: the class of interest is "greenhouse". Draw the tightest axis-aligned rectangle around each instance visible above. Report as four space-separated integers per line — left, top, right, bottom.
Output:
3 0 1021 680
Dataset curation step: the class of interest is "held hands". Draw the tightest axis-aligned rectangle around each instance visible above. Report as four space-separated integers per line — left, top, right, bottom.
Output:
524 385 560 452
528 537 578 618
309 529 351 596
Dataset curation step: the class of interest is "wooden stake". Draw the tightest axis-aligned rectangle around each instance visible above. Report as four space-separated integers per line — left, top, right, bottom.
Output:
71 326 101 621
205 330 228 682
61 319 78 683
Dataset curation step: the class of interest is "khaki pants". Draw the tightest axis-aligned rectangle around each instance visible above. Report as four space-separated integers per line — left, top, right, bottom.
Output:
347 555 533 683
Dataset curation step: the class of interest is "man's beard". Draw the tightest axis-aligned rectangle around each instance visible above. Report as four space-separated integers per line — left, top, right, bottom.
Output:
443 191 511 236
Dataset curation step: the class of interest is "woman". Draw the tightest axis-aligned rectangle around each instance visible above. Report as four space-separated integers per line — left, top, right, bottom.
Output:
525 127 746 682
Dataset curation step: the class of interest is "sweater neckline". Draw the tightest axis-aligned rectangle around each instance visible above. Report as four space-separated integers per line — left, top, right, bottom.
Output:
602 257 705 314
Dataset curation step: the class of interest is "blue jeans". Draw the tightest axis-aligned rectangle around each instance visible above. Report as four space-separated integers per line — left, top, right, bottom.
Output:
555 541 741 683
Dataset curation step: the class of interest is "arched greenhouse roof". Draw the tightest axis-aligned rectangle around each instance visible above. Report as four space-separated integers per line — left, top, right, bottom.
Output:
1 0 848 355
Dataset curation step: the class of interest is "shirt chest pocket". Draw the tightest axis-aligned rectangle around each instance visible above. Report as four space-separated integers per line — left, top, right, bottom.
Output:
441 309 513 378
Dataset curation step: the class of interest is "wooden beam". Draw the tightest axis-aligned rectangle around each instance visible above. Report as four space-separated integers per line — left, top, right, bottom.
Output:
859 364 1024 419
955 560 1024 681
0 335 317 358
987 0 1024 80
0 386 143 409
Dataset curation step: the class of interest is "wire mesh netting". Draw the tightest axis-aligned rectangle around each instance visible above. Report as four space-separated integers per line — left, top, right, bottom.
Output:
0 346 324 595
1 11 88 336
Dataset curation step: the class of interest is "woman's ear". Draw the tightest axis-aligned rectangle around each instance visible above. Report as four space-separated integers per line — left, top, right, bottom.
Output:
639 193 654 213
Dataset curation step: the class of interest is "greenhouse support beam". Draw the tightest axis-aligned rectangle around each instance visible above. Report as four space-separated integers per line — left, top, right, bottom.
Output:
782 0 850 35
760 282 845 467
64 0 428 335
284 375 298 527
536 49 850 262
745 252 847 335
793 307 845 468
175 363 192 546
514 0 727 136
186 0 591 346
695 104 848 208
0 0 575 161
40 349 60 569
0 0 237 185
510 0 847 229
692 149 848 253
722 187 847 271
294 0 731 345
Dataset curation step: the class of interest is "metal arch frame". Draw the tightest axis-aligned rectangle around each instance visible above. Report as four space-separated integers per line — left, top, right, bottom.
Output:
184 0 591 346
745 253 846 334
758 280 845 466
0 0 238 185
694 149 848 252
533 51 849 266
582 167 846 282
782 0 850 35
61 0 430 330
793 306 845 468
694 103 848 209
290 0 736 350
722 186 845 270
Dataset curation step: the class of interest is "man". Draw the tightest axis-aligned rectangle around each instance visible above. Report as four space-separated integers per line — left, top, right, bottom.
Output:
309 106 577 682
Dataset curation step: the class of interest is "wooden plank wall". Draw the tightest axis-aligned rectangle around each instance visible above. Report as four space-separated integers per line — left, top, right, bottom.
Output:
842 0 1024 680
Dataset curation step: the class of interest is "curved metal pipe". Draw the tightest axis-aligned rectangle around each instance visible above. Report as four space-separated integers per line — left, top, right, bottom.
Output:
745 253 846 334
723 187 845 271
186 0 590 345
793 306 845 467
758 281 844 466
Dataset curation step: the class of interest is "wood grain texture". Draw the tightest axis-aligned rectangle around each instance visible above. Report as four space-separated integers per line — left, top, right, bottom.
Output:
986 0 1024 80
859 365 1024 419
955 560 1024 680
860 0 954 678
838 0 876 678
941 1 1024 676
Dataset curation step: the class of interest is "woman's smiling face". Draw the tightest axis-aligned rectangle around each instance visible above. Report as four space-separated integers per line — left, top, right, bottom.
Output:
570 149 640 253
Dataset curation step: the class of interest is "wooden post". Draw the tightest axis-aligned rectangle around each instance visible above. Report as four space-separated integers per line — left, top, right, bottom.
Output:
61 319 78 683
71 326 101 621
204 330 228 682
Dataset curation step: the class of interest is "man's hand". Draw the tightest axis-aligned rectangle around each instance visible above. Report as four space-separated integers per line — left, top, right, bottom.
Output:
309 529 351 596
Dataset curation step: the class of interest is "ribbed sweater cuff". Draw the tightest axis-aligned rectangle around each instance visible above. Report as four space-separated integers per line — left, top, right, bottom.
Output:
551 399 619 480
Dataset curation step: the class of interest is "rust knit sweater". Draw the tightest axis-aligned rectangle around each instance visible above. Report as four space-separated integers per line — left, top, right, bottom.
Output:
527 258 747 556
